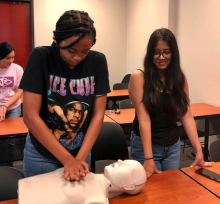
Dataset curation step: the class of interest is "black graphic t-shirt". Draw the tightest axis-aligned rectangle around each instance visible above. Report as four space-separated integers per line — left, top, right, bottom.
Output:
19 42 111 159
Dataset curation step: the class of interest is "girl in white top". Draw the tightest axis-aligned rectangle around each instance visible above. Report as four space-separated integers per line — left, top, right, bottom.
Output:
0 42 23 122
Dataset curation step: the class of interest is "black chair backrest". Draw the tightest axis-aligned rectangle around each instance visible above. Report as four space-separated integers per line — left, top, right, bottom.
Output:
0 167 24 201
119 99 134 109
113 83 128 90
121 74 131 83
91 122 129 172
209 139 220 162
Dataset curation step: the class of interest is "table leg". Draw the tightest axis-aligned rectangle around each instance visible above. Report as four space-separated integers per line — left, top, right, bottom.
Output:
204 118 209 161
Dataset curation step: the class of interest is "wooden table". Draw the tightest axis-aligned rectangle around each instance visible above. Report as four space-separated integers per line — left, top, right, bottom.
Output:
107 89 129 106
107 89 128 98
187 103 220 160
0 200 17 204
105 108 135 126
181 162 220 198
0 116 114 138
0 117 28 139
0 118 28 163
109 169 219 204
0 116 113 163
2 170 219 204
106 103 220 160
103 115 115 122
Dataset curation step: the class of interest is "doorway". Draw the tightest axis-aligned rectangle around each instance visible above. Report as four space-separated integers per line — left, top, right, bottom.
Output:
0 0 34 69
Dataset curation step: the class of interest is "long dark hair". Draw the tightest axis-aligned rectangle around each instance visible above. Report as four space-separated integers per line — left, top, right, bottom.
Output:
0 42 15 60
53 10 96 49
143 28 189 116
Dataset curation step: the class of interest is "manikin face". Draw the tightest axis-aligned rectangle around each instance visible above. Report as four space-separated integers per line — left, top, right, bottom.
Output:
104 160 146 190
0 51 15 68
59 35 93 69
153 40 172 71
66 103 83 128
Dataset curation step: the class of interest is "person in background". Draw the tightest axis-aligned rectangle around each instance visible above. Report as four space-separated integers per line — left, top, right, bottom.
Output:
128 28 214 179
0 42 23 121
0 42 23 167
19 10 110 180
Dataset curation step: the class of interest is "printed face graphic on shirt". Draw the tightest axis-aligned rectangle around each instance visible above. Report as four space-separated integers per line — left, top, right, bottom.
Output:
47 90 89 152
0 77 14 88
63 102 84 131
47 73 95 152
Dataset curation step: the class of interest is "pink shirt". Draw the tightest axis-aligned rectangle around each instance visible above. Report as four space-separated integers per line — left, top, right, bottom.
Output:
0 63 24 110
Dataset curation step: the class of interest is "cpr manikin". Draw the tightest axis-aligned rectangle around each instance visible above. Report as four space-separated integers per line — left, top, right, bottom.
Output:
18 160 147 204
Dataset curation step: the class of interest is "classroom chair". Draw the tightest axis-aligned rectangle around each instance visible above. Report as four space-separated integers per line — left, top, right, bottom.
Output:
113 83 128 90
119 99 134 146
121 74 131 83
111 83 129 109
119 99 134 109
91 122 129 173
0 167 24 201
179 125 207 160
209 139 220 162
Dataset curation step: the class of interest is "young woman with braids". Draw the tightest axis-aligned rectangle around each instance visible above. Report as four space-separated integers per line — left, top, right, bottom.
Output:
128 28 214 179
19 10 110 180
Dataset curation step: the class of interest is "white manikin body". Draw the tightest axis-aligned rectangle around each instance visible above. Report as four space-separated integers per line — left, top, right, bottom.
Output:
18 160 147 204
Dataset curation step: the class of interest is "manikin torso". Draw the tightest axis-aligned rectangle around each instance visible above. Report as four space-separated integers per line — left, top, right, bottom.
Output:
18 160 147 204
19 168 110 204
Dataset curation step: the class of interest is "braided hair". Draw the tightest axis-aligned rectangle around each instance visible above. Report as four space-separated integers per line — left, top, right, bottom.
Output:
53 10 96 49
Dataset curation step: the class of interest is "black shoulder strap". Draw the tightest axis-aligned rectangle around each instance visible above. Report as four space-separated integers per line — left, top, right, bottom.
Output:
137 69 144 74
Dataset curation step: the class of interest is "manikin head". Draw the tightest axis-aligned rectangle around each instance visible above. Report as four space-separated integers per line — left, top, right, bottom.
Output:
104 160 147 195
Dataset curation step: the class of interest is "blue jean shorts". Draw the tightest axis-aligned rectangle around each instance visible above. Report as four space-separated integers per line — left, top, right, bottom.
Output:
5 104 21 119
23 134 91 177
130 131 180 171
